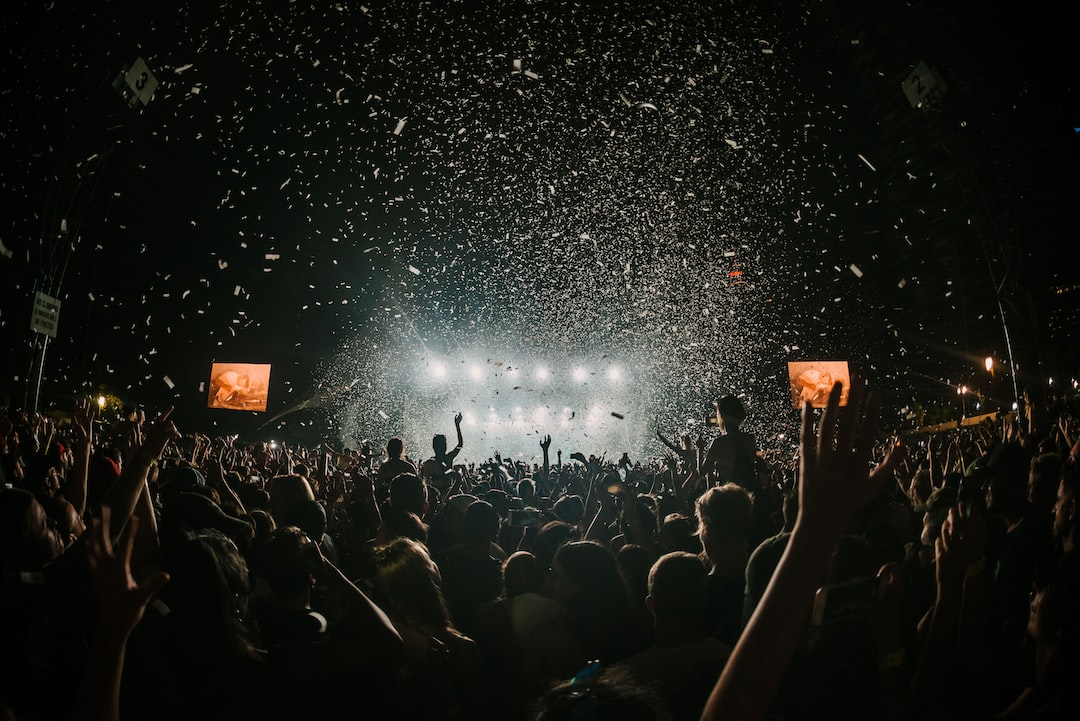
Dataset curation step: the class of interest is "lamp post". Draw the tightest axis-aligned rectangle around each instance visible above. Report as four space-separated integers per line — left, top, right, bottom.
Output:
958 385 968 418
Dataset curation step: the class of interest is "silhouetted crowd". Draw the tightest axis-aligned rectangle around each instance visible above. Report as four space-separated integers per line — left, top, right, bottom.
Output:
2 379 1079 721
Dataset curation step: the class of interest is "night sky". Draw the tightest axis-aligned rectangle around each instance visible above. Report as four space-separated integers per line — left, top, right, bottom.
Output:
2 0 1078 461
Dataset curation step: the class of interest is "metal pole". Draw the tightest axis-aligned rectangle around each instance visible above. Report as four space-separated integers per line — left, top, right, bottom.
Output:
994 275 1021 410
29 334 50 415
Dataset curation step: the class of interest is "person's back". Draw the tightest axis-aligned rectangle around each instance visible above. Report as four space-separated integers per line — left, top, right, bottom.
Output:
696 483 754 647
377 437 418 487
703 395 759 494
619 551 731 721
369 537 486 721
437 500 505 637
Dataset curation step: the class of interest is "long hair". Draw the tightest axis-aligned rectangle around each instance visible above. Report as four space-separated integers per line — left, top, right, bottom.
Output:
158 529 262 667
372 537 453 630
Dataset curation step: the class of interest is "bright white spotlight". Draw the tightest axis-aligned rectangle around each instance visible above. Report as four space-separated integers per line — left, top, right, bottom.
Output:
607 367 622 381
470 365 484 381
432 362 447 379
536 366 549 381
462 411 476 427
572 367 588 383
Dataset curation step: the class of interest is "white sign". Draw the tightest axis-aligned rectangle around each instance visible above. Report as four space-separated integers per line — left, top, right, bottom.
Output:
124 57 158 106
902 61 946 110
31 291 61 338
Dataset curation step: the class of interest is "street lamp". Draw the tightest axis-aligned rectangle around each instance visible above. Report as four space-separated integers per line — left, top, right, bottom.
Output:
958 385 969 418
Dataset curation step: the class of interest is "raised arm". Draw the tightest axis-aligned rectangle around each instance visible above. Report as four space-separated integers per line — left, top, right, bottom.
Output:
700 378 901 721
540 434 552 495
100 407 181 541
68 399 96 519
72 508 170 721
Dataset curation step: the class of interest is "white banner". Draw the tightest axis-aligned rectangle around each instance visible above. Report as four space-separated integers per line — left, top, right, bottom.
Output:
31 291 61 338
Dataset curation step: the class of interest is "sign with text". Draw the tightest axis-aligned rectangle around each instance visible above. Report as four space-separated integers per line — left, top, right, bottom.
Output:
124 57 158 106
30 291 61 338
207 362 271 412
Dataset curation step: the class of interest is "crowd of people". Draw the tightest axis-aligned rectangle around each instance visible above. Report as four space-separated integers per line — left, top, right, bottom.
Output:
2 378 1079 721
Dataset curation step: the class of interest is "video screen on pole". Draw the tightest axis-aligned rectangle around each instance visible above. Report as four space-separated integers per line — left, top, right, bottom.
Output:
787 360 851 409
207 362 272 412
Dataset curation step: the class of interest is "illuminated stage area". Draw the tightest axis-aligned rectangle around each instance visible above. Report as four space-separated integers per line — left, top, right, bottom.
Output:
401 355 645 464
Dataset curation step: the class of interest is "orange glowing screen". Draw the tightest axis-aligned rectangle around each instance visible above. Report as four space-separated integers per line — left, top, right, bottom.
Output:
787 360 851 409
207 362 271 412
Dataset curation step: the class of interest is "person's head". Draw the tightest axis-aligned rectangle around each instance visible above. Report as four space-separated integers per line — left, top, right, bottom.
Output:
388 473 428 517
550 540 624 608
503 551 545 598
432 433 448 456
375 506 429 546
283 498 327 541
252 525 317 600
527 663 672 721
695 483 753 556
40 495 86 550
484 488 510 520
553 494 585 526
658 513 701 554
619 497 657 540
647 551 709 620
716 395 746 429
463 499 500 546
532 520 578 573
268 474 315 526
0 488 63 573
516 477 536 501
386 437 405 459
158 528 261 664
371 537 451 629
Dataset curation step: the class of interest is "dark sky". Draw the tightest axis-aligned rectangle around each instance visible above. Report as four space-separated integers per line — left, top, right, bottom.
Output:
2 0 1078 454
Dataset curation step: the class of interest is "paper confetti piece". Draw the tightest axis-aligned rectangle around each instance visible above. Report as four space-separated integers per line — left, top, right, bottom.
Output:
857 154 877 171
163 376 174 389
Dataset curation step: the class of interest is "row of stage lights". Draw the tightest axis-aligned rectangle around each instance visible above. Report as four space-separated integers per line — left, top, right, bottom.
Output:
424 361 624 384
453 403 621 429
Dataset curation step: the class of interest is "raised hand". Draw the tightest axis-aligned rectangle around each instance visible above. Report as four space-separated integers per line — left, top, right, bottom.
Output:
797 376 902 538
454 412 463 426
73 399 96 446
140 407 181 460
85 507 170 637
540 434 552 452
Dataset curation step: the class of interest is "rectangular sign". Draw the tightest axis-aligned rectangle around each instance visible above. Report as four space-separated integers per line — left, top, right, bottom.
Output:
30 291 61 338
207 362 271 412
787 360 851 409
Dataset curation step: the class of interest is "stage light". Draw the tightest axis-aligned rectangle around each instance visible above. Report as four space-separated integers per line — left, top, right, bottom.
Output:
536 366 549 381
607 367 622 381
462 411 476 427
470 365 484 381
572 367 588 383
432 362 447 379
97 395 106 409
